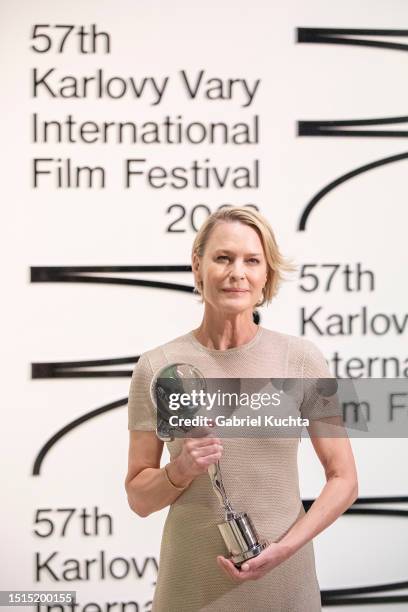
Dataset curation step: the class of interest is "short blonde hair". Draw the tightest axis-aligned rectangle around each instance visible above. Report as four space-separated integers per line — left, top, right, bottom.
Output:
191 206 296 306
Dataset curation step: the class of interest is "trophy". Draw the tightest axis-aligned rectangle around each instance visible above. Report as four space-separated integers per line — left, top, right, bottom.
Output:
150 363 269 568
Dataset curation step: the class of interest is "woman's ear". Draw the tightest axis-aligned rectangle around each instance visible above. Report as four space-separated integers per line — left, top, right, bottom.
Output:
192 252 201 282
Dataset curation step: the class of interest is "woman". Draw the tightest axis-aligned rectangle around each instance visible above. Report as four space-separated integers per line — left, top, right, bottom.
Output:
125 207 358 612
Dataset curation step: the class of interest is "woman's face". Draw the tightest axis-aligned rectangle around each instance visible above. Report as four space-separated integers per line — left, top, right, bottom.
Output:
193 221 268 314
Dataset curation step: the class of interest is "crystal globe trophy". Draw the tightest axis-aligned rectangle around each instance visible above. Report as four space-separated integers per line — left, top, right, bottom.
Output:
150 363 269 568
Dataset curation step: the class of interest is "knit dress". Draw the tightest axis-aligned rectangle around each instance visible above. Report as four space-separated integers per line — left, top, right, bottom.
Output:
128 326 339 612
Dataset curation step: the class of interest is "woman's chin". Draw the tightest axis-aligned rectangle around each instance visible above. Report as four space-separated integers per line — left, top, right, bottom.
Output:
214 295 254 312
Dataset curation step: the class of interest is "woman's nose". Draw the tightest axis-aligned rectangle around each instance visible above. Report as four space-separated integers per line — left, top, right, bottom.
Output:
229 261 246 280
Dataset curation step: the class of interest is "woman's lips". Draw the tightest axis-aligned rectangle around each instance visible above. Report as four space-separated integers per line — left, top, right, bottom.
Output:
222 288 249 293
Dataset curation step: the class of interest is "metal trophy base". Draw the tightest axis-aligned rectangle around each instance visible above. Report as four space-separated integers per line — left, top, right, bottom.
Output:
217 511 269 568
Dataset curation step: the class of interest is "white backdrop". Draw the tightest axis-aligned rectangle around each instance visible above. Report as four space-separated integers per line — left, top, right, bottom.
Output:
2 1 408 610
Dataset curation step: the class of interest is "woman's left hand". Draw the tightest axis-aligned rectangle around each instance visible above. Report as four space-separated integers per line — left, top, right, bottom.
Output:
216 543 290 582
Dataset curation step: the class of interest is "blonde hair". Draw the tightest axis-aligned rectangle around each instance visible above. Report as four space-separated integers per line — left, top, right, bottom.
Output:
191 207 296 306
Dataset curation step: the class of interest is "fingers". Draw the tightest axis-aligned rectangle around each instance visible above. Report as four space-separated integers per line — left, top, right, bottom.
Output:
216 556 266 582
191 442 223 457
184 437 223 452
216 556 241 582
195 449 223 468
188 421 215 438
240 551 269 573
196 455 222 468
184 436 221 448
177 436 224 475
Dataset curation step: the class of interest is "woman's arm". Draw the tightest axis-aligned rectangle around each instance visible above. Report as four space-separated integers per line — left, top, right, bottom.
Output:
125 431 194 517
125 430 224 517
276 341 359 555
278 418 358 557
217 416 358 582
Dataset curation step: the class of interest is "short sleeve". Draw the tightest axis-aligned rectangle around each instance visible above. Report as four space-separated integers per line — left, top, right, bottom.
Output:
128 353 157 431
300 339 342 421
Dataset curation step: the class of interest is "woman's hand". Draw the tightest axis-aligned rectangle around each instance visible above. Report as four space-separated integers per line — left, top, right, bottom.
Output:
174 431 224 480
216 542 291 582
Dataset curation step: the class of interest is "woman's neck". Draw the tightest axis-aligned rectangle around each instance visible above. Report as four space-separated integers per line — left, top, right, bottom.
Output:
193 310 259 350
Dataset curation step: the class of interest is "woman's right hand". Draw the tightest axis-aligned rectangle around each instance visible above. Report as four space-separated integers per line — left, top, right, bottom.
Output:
175 434 224 479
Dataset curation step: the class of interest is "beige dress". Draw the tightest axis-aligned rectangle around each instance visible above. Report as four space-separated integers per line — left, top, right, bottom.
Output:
128 326 338 612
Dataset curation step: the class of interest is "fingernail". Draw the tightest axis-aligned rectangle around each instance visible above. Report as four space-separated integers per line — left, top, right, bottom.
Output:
241 563 249 571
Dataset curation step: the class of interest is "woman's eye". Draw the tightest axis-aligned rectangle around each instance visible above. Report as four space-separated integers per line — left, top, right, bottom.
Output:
216 255 229 261
247 258 260 264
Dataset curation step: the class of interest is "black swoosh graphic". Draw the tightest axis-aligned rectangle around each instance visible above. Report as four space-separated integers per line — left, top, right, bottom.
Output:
32 398 127 475
32 355 139 379
31 264 193 293
303 496 408 605
298 151 408 230
298 115 408 138
297 28 408 53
